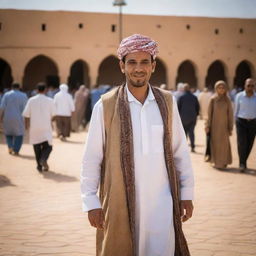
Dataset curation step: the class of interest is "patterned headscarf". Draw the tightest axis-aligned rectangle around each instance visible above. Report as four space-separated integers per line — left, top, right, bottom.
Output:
117 34 159 60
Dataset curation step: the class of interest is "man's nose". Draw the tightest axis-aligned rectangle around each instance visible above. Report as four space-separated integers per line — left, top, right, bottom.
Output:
134 63 143 71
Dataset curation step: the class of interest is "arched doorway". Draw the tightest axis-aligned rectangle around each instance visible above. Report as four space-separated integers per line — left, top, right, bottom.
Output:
205 60 226 90
97 55 124 86
68 60 90 90
234 60 253 90
176 60 197 89
150 58 167 87
23 55 59 91
0 58 13 91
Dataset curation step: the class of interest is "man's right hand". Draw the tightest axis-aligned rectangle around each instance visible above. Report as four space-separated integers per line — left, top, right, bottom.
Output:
88 208 105 230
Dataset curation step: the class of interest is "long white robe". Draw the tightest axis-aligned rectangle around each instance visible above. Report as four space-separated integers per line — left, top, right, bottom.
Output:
81 86 194 256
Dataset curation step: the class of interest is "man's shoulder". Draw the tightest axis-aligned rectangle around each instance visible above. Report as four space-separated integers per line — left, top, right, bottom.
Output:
101 86 119 103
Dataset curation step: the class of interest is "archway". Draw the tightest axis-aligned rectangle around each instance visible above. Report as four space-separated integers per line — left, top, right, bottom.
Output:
97 55 124 86
176 60 197 89
205 60 226 90
23 55 59 91
150 58 167 87
234 60 253 90
0 58 13 91
68 60 90 90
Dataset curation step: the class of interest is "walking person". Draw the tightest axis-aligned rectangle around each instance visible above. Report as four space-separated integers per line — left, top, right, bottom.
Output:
22 83 56 172
234 78 256 171
81 34 194 256
0 82 27 155
205 80 233 169
54 84 75 141
71 85 89 132
177 83 200 152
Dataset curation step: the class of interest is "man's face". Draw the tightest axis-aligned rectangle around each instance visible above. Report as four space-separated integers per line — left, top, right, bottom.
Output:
245 79 255 94
119 51 156 88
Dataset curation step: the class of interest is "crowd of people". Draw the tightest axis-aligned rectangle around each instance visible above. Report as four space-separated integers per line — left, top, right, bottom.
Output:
0 76 255 174
173 77 256 172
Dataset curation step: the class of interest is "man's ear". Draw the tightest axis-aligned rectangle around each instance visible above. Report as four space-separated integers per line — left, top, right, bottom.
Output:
119 60 125 73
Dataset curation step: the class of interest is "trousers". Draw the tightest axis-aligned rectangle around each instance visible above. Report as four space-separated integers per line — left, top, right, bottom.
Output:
236 118 256 167
33 141 52 168
6 135 23 153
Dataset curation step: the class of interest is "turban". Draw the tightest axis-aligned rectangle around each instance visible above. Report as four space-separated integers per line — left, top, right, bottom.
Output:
117 34 159 60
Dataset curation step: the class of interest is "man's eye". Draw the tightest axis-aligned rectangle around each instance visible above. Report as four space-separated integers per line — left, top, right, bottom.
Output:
128 61 136 64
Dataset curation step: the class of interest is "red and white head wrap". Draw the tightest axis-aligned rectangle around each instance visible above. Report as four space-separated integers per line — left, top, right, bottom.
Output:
117 34 159 60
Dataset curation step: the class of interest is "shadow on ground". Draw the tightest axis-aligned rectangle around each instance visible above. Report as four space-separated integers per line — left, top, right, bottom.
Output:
218 167 256 176
18 154 35 160
42 171 78 182
0 175 16 188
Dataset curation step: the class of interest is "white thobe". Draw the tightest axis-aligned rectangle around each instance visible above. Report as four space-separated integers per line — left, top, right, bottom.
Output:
23 94 56 145
81 86 194 256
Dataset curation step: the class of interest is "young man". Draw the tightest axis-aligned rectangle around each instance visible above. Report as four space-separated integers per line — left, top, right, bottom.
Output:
0 82 27 155
234 78 256 171
23 83 56 172
81 34 194 256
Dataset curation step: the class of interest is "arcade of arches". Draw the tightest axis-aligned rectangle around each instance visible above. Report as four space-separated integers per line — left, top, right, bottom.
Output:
0 56 255 92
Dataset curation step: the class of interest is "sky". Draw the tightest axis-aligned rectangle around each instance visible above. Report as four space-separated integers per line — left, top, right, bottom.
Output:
0 0 256 18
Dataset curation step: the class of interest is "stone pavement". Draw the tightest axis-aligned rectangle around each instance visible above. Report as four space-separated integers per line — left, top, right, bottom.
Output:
0 119 255 256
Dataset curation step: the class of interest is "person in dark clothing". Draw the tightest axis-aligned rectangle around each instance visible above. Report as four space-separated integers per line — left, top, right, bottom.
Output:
177 83 200 152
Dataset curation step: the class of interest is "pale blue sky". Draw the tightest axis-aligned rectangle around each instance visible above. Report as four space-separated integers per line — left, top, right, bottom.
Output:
0 0 256 18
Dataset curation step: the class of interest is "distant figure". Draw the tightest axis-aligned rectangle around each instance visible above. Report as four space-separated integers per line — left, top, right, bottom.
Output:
234 78 256 172
23 83 56 172
54 84 75 141
71 85 89 132
205 81 233 169
160 83 167 90
0 82 28 155
198 87 213 120
173 82 184 100
191 87 201 97
177 83 200 152
46 86 59 98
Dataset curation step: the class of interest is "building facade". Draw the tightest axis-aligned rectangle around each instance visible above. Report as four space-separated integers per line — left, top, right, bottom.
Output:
0 9 255 91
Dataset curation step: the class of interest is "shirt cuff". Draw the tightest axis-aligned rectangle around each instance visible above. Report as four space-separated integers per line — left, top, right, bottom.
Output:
82 195 102 212
180 187 194 200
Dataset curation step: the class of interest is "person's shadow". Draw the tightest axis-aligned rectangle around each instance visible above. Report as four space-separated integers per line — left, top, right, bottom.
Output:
42 170 78 182
0 175 16 187
18 154 35 160
219 167 256 176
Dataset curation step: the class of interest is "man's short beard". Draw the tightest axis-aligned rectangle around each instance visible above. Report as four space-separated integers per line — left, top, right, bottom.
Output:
130 80 147 87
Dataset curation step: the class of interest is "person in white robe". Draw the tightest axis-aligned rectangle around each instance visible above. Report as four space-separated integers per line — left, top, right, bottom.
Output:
81 34 194 256
23 83 56 172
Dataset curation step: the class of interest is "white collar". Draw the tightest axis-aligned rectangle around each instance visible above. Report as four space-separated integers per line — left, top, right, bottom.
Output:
126 84 155 104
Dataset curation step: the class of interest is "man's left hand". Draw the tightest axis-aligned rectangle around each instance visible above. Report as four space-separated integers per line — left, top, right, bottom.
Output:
180 200 194 222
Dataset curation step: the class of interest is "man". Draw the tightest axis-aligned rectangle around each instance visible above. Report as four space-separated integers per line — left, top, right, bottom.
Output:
0 82 27 155
177 83 200 152
23 83 56 172
234 78 256 172
81 34 194 256
53 84 75 141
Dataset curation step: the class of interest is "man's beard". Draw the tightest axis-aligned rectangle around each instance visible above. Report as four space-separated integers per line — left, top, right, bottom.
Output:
129 73 148 87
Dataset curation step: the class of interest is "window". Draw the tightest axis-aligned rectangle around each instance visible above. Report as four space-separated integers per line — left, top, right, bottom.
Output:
111 24 116 32
214 28 219 35
41 24 46 31
156 24 162 28
239 28 244 34
0 23 2 31
79 23 83 29
186 24 190 30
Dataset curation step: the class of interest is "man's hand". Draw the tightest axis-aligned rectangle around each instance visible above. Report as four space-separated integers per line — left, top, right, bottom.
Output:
88 208 105 230
180 200 193 222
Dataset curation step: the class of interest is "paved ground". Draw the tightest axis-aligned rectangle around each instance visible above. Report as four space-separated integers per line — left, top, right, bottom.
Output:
0 120 255 256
